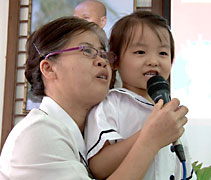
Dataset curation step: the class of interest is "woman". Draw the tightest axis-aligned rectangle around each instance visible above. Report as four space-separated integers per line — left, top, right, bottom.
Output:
0 16 188 180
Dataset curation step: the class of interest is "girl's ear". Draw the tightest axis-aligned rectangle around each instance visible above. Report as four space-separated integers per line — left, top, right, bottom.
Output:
40 60 57 80
111 59 119 71
109 59 119 89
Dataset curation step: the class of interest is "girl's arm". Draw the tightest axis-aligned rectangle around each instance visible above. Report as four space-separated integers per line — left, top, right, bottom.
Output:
89 130 140 179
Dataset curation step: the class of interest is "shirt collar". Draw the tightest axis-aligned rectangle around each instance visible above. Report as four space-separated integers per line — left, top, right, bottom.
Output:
39 96 87 162
110 88 154 108
112 88 153 103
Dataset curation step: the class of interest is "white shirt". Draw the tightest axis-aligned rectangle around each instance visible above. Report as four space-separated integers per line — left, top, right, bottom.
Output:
85 88 196 180
0 97 93 180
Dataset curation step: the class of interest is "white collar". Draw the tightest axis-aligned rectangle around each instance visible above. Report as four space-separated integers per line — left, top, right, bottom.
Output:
110 88 154 107
39 96 87 162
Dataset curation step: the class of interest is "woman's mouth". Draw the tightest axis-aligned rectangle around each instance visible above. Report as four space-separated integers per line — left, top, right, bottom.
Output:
97 75 107 80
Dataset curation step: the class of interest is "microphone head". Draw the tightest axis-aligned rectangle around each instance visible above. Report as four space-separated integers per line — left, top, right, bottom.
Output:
147 75 170 103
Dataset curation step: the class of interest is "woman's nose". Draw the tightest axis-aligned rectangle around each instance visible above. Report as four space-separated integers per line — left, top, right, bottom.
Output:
94 58 107 68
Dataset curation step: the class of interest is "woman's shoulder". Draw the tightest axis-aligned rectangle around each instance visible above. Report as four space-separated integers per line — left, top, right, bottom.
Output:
7 108 69 143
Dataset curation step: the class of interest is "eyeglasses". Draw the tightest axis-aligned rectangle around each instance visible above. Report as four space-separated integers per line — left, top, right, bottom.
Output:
44 46 116 64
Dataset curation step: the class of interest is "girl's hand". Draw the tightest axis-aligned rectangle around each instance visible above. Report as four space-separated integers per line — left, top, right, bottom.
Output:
140 98 188 150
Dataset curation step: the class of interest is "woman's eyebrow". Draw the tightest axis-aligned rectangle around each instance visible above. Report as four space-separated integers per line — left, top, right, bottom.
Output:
79 42 105 51
79 42 94 47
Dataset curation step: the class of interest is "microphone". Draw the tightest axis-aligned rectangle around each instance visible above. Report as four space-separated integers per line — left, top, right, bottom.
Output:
147 75 186 162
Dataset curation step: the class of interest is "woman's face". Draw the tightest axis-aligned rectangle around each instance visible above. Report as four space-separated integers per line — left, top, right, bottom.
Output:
49 30 112 108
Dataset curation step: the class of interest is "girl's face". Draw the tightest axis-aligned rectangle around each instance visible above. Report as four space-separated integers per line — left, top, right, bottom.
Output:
117 24 172 100
50 30 112 108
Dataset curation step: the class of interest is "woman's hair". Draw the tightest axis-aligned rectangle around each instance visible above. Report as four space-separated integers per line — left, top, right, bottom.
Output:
25 16 107 97
109 11 175 88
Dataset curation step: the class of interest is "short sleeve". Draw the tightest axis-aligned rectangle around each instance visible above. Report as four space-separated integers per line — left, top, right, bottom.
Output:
85 92 123 159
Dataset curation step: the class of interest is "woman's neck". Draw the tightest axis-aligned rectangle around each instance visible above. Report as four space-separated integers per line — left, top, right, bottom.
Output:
48 95 91 133
63 103 90 132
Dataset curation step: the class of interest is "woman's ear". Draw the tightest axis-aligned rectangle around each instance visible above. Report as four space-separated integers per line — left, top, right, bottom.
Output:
40 60 57 80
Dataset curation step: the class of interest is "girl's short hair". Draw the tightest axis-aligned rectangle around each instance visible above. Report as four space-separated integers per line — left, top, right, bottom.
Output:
25 16 107 97
109 11 175 88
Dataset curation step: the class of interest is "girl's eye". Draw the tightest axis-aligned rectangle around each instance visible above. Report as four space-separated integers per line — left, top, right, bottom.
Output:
160 51 168 56
134 50 145 55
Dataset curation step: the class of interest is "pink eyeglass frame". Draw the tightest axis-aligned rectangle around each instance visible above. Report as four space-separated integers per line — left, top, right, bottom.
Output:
45 46 85 59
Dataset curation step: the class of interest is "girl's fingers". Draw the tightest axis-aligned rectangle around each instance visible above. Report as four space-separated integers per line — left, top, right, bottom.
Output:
176 105 189 117
153 99 164 111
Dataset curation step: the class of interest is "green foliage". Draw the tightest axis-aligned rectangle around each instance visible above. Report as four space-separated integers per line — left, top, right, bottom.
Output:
192 161 211 180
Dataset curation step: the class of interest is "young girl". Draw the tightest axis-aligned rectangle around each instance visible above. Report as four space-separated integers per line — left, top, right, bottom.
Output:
0 16 188 180
85 11 196 180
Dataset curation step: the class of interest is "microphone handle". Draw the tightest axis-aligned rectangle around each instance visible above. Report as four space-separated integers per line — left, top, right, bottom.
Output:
173 139 186 162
